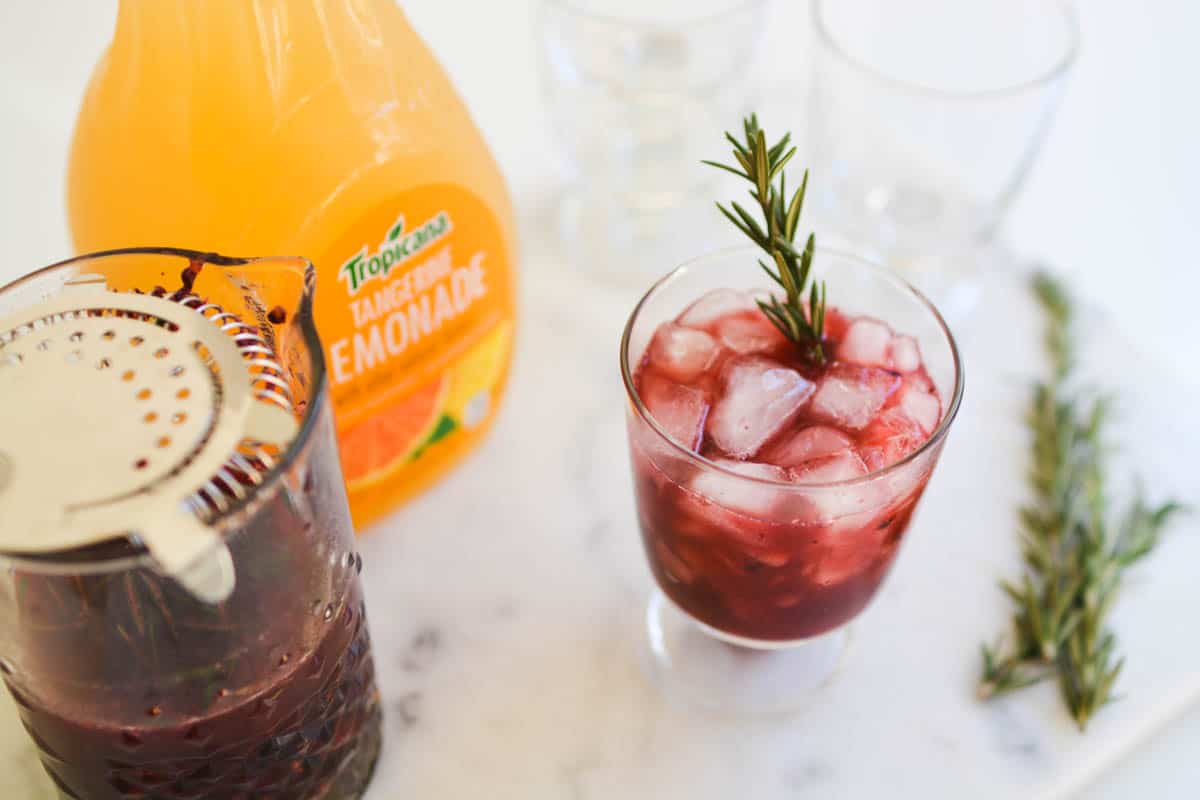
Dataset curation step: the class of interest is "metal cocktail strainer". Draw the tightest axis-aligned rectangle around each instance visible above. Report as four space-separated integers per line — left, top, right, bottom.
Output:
0 276 300 603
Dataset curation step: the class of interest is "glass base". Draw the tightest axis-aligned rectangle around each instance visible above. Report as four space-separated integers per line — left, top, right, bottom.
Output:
644 590 850 716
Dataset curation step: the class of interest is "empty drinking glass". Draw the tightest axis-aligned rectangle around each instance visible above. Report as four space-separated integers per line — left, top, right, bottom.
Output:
807 0 1079 313
539 0 768 282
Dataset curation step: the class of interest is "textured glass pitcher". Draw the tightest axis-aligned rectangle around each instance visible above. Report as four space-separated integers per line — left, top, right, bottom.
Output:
0 248 382 800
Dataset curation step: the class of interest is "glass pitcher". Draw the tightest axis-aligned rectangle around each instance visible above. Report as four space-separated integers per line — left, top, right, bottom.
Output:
0 248 382 799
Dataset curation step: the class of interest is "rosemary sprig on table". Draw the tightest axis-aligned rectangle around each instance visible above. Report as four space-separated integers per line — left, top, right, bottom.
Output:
703 114 827 363
978 272 1183 730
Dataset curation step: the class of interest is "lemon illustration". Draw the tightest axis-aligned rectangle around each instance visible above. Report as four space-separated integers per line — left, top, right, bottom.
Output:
446 321 512 428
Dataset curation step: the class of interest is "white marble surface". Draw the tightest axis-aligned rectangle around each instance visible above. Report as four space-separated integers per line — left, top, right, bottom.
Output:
2 1 1200 797
343 252 1200 799
1 254 1196 799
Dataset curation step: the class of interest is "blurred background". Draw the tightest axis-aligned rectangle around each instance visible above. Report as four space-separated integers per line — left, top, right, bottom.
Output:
2 0 1196 383
0 0 1196 796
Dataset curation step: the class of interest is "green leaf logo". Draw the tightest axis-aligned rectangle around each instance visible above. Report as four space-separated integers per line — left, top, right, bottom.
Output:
386 217 406 242
338 210 452 296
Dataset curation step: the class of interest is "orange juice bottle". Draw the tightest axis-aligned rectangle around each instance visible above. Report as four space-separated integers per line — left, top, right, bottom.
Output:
68 0 518 529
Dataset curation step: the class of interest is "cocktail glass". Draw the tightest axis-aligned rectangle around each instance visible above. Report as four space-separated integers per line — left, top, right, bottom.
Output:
621 245 963 713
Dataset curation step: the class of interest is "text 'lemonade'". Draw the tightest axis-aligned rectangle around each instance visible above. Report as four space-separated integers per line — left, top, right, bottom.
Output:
630 288 943 642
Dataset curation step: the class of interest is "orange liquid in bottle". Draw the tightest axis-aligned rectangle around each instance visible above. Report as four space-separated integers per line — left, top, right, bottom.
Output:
68 0 518 529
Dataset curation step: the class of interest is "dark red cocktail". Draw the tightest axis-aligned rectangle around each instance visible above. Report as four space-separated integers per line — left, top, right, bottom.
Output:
623 248 962 655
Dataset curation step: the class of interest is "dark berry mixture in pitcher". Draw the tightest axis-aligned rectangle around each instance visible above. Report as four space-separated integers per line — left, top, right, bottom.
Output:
12 602 380 800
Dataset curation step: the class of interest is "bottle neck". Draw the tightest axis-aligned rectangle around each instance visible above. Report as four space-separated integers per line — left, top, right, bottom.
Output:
113 0 384 48
112 0 259 72
112 0 400 83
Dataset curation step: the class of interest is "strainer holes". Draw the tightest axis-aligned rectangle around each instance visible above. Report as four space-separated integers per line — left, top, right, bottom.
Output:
169 365 185 377
191 341 214 366
156 436 171 449
144 411 159 424
36 339 51 352
172 412 187 425
176 388 191 400
102 330 116 341
69 331 84 343
66 350 83 364
130 336 144 347
122 370 136 382
1 353 21 367
136 388 152 401
133 458 149 470
154 347 169 359
96 358 112 370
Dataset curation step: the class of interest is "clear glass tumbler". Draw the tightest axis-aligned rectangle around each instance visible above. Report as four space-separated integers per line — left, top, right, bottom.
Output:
621 246 963 713
0 249 382 799
539 0 767 281
807 0 1078 313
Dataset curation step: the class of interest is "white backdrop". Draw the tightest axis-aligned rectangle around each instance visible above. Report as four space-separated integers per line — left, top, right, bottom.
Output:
0 1 1196 795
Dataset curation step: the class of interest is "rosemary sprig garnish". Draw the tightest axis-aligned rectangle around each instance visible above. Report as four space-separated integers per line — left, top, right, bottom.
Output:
703 114 827 363
979 272 1183 729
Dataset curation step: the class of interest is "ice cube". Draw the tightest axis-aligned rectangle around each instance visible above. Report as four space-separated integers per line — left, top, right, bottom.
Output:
677 289 757 329
653 540 696 584
904 370 935 395
638 373 709 451
899 385 940 434
751 548 791 568
809 364 901 431
677 458 789 549
691 458 789 517
707 356 815 458
891 335 922 372
837 317 893 367
810 534 884 586
647 323 719 382
789 449 869 484
763 425 855 468
719 458 790 482
858 407 926 471
715 314 787 355
787 450 879 530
